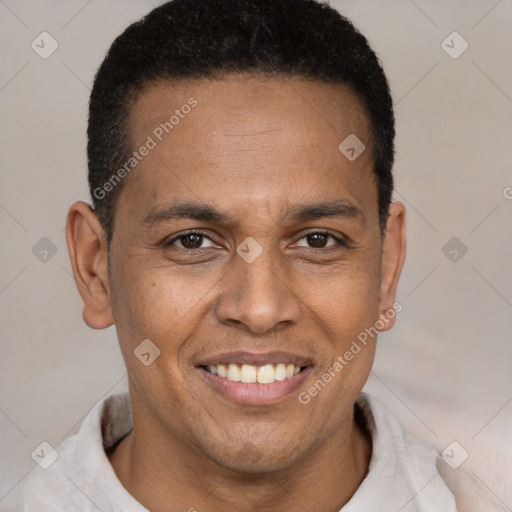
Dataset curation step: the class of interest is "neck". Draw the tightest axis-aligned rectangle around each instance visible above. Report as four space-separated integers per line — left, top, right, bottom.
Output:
108 400 372 512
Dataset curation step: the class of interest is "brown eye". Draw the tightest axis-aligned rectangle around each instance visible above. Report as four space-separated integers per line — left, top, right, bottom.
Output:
296 231 344 249
307 233 330 248
166 231 215 250
179 233 203 249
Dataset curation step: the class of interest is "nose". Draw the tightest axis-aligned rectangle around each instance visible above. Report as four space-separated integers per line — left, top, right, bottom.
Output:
215 245 302 335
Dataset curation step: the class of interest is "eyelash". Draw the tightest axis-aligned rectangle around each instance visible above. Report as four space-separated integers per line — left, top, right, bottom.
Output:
165 229 349 251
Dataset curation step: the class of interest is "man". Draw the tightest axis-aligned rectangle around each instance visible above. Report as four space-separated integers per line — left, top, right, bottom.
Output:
8 0 498 510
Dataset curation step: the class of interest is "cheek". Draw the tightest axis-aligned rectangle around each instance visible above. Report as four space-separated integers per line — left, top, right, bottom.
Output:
110 260 221 353
305 254 381 332
110 264 204 403
298 255 381 394
108 242 235 404
303 270 379 409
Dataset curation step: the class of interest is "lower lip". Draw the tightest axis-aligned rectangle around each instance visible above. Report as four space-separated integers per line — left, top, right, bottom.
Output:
197 366 313 405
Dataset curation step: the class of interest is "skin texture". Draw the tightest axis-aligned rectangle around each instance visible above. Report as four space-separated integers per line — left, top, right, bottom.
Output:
66 75 406 512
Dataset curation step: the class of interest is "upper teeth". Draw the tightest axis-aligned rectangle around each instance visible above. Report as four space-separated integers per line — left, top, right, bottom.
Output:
207 363 301 384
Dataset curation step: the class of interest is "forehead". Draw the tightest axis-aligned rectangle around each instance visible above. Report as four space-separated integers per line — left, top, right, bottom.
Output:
129 74 371 146
118 74 376 226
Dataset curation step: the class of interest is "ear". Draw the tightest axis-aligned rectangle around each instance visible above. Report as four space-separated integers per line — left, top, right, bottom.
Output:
65 201 114 329
378 201 406 331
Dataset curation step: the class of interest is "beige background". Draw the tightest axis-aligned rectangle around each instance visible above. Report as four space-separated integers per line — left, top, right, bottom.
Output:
1 0 511 507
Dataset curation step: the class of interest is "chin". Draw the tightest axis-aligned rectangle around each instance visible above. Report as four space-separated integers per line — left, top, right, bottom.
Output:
218 453 297 475
204 436 307 475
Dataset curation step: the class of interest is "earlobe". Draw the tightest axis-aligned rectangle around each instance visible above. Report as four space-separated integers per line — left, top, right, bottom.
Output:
378 201 406 331
65 201 114 330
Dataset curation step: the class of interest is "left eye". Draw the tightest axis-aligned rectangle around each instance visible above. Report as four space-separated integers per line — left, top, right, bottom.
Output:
296 232 343 249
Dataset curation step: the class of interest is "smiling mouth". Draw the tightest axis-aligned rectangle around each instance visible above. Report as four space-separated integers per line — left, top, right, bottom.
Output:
200 363 308 384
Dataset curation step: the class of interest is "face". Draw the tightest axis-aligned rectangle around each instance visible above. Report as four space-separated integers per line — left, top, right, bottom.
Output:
69 74 405 474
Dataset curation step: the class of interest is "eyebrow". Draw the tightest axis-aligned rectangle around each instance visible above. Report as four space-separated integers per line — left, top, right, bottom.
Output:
286 199 364 223
141 199 364 226
141 201 230 226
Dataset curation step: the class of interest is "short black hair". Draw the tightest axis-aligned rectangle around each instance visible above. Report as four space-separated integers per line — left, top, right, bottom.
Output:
88 0 395 244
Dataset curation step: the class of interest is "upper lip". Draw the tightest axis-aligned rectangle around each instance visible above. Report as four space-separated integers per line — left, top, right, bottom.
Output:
196 351 314 367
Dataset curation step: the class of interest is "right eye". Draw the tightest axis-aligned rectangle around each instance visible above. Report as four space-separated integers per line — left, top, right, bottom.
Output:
165 230 217 250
